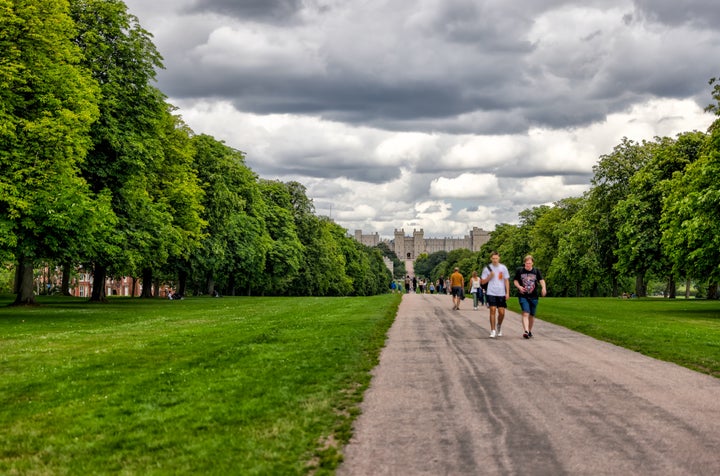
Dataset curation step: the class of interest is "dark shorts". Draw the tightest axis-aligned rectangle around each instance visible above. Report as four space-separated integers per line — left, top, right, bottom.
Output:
487 295 507 308
519 296 539 316
451 286 463 297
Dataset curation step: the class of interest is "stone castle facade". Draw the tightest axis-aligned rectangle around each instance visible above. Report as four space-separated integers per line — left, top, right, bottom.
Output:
353 227 491 260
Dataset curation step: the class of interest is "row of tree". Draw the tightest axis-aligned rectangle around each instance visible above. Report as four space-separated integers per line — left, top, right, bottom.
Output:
1 0 391 304
414 81 720 298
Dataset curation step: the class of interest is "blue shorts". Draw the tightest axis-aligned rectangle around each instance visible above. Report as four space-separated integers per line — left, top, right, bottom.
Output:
487 295 507 308
519 296 539 316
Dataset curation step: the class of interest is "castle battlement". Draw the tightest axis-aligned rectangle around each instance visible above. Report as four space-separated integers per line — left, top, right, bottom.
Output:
354 227 490 260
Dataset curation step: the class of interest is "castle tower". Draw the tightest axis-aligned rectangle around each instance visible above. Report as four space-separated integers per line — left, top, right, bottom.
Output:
413 229 424 258
394 229 406 260
470 226 491 251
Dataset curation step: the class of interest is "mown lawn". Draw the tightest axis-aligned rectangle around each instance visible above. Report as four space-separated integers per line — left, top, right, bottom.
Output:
508 297 720 378
0 294 401 475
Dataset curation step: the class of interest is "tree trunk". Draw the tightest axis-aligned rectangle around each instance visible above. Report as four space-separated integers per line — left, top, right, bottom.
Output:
90 264 108 302
12 259 37 306
178 269 187 297
685 277 691 299
61 262 72 296
635 274 647 297
131 277 137 297
141 268 153 298
708 282 719 300
667 275 676 299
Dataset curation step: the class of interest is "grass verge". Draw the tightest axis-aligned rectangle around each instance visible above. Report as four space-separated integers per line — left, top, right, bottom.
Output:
508 297 720 378
0 294 401 475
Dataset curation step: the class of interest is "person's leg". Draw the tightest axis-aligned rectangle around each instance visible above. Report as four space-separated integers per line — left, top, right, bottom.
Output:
489 306 497 330
473 291 478 309
527 299 538 336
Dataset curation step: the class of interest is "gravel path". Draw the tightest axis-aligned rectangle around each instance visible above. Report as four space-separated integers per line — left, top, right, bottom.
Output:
337 293 720 475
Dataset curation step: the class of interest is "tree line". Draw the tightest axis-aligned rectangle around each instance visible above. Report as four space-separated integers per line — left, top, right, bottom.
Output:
414 80 720 299
0 0 391 304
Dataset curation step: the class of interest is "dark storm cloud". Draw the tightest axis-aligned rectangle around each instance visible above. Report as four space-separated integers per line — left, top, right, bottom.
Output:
633 0 720 29
257 161 402 184
184 0 303 23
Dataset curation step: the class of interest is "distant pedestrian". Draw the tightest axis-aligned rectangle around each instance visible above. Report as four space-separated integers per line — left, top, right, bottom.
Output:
469 271 482 310
481 252 510 338
513 255 547 339
449 267 465 310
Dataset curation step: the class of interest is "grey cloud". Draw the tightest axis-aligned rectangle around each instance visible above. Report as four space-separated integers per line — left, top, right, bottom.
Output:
633 0 720 29
183 0 303 23
149 0 720 136
247 158 402 184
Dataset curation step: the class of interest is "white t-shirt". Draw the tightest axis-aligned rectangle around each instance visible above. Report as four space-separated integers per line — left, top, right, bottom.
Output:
481 263 509 296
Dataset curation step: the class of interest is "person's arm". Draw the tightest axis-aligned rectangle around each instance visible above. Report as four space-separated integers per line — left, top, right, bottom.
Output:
514 278 524 293
504 267 510 298
540 279 547 297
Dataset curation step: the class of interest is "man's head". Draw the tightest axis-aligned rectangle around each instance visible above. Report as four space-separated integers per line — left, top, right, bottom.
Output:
490 252 500 265
524 255 534 270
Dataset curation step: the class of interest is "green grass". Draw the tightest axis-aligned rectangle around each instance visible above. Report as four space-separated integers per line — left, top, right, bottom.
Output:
508 297 720 377
0 294 401 475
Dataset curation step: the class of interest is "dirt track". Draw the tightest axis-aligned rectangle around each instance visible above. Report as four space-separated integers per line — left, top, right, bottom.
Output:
337 293 720 475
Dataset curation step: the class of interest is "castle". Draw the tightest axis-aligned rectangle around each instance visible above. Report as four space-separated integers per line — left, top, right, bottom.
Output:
353 227 491 260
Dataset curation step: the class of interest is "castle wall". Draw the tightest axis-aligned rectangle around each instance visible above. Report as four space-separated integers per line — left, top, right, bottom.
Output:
353 226 492 262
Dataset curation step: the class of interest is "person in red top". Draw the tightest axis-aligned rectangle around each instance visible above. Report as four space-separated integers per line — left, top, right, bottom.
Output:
449 267 465 310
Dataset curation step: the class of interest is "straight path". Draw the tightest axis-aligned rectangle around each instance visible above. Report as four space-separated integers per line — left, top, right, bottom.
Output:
338 292 720 475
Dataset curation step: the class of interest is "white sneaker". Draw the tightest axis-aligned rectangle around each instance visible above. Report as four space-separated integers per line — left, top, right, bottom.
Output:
489 330 496 338
497 327 503 337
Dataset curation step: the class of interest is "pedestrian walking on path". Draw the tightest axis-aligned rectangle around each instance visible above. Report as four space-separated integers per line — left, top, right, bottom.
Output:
513 254 547 339
481 251 510 338
449 267 464 311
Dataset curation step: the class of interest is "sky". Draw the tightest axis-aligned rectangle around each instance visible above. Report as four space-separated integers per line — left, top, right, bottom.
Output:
122 0 719 239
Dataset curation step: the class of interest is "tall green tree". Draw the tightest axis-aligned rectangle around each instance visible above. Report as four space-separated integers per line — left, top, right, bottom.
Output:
258 180 304 294
529 197 583 284
614 133 705 297
188 135 270 296
662 134 720 297
136 110 206 297
548 198 608 297
70 0 188 300
1 0 104 305
586 137 650 296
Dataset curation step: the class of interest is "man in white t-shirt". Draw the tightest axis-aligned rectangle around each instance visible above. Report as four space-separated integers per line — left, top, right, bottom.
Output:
480 251 510 338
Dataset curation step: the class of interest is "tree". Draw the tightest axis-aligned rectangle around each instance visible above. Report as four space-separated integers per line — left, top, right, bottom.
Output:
413 250 447 280
529 197 583 283
70 0 189 301
135 109 206 297
258 180 304 294
615 133 705 297
549 199 607 297
662 127 720 298
0 0 103 305
586 138 651 296
186 135 271 296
